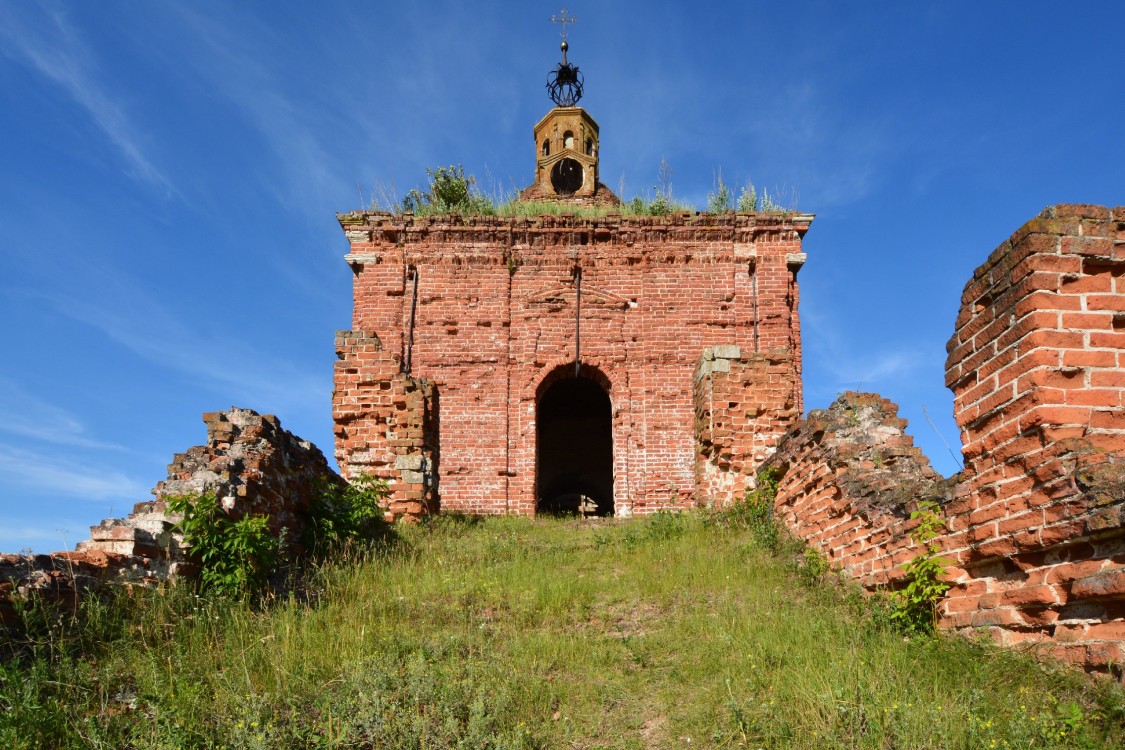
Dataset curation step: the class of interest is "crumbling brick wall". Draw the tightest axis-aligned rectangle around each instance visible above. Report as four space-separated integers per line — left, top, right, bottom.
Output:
0 550 154 629
763 206 1125 676
2 408 341 623
939 204 1125 672
766 393 954 587
337 211 810 516
693 345 801 504
81 407 343 562
334 331 438 521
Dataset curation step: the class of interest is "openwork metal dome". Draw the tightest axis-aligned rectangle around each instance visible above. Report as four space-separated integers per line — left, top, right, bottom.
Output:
546 9 583 107
547 40 583 107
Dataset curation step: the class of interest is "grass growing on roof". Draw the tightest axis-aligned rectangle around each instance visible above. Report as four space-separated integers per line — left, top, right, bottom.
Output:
372 162 800 219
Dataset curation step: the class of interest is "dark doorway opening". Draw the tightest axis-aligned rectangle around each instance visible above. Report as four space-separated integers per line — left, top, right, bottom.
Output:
536 376 613 516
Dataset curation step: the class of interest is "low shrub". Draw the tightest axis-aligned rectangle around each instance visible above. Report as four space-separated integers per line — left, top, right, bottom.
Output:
887 500 951 635
166 492 278 597
303 473 392 556
707 466 784 551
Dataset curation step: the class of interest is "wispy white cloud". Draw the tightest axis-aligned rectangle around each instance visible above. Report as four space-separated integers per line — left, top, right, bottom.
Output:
156 5 345 213
803 304 925 390
822 349 925 387
21 261 325 412
0 443 147 501
0 2 173 193
0 378 126 450
54 295 322 409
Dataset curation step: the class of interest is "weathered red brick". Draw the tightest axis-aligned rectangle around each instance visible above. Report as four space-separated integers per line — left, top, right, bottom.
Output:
1071 570 1125 599
1000 584 1061 607
971 607 1024 627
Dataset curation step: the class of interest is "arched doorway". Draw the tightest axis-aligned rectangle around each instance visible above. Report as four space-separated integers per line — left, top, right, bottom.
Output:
536 375 613 516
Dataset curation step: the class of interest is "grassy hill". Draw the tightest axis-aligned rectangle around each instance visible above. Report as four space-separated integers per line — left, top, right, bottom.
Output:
3 511 1124 748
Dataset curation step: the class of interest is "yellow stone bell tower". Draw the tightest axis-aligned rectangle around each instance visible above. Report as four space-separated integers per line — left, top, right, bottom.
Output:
520 10 619 206
533 106 599 199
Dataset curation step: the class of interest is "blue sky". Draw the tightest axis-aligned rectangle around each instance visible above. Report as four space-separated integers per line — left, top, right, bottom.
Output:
1 1 1121 552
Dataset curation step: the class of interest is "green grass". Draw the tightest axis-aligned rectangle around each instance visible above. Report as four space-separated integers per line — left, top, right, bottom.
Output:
493 199 616 218
393 196 702 220
2 512 1123 748
372 163 797 219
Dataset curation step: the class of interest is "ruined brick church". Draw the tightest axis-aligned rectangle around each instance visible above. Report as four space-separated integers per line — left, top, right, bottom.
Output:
332 37 813 520
7 27 1122 679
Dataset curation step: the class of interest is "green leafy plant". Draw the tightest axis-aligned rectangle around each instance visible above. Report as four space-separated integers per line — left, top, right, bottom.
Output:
400 164 496 216
166 493 278 596
304 473 391 555
646 187 675 216
707 171 733 213
759 185 781 212
644 508 689 542
732 179 793 213
620 158 693 216
708 466 784 551
737 181 758 211
889 500 951 635
797 546 830 587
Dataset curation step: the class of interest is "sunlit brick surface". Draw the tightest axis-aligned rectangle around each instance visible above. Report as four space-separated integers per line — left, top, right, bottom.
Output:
334 212 811 519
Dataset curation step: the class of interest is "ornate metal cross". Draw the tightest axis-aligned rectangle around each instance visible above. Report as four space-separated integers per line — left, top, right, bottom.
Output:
550 8 577 40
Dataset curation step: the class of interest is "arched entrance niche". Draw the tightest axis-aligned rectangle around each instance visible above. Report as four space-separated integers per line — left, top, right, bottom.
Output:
535 365 614 516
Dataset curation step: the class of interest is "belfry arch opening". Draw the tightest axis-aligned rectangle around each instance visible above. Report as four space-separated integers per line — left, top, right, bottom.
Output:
536 374 613 516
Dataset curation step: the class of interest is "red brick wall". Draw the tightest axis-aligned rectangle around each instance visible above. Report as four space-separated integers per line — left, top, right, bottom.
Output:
333 332 438 520
940 204 1125 672
766 393 953 587
336 211 811 516
693 346 801 504
763 206 1125 677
